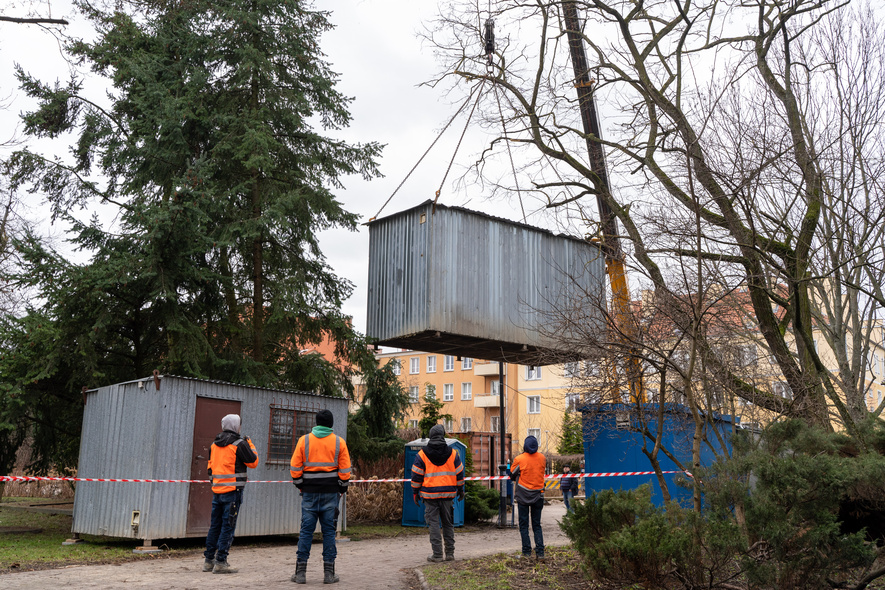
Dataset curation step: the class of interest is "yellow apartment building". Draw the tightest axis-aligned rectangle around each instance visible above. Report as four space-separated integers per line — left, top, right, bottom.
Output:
375 349 576 460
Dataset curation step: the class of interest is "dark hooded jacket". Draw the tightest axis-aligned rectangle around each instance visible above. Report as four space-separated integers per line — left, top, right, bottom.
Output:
410 424 465 500
424 424 452 466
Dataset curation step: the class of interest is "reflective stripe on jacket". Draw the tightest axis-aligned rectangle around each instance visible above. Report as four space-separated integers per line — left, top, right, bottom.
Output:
290 433 352 492
208 437 259 494
411 449 464 500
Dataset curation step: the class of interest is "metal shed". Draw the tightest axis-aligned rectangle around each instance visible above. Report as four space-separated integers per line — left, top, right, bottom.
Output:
72 374 348 546
366 201 606 365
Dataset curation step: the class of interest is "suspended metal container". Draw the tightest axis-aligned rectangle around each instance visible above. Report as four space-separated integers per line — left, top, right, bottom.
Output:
367 201 606 365
72 375 348 545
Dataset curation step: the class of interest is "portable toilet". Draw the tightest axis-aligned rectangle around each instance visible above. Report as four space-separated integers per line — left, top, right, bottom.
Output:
402 437 467 527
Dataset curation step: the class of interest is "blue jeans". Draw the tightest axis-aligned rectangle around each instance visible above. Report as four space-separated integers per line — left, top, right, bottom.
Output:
562 489 574 512
296 492 340 563
517 497 545 557
204 489 243 563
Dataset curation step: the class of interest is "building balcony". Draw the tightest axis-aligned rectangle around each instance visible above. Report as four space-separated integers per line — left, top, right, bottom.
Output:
474 362 506 377
474 395 503 408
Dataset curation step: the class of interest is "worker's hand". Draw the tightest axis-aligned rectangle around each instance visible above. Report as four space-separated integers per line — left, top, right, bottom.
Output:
413 493 421 506
457 486 465 502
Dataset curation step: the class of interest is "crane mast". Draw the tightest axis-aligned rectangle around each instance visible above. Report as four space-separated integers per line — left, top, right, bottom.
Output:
562 2 643 402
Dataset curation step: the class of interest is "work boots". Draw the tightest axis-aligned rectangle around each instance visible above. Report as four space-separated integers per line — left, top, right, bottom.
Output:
202 558 215 572
291 560 307 584
212 560 238 574
323 561 339 584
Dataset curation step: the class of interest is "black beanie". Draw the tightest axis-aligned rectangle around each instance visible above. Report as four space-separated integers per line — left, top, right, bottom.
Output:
316 409 334 428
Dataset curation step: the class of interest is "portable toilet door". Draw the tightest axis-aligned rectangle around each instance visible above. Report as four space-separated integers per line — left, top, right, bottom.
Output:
402 437 467 527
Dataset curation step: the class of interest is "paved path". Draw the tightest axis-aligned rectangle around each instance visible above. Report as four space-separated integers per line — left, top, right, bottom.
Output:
2 503 570 590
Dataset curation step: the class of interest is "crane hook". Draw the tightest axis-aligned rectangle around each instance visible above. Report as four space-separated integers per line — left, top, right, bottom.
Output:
484 18 495 65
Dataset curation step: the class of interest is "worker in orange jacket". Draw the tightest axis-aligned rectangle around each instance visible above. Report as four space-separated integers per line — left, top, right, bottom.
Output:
510 435 546 560
411 424 465 562
290 409 351 584
204 414 259 574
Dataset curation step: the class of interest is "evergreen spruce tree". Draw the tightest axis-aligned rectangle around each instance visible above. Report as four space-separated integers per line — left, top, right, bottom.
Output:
1 0 381 471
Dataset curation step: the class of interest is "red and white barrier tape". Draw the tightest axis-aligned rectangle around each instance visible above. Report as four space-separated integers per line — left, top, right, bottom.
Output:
0 471 691 485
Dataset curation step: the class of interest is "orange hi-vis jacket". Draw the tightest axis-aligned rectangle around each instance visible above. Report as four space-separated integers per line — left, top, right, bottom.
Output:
411 449 464 500
290 432 352 493
511 450 546 493
208 436 259 494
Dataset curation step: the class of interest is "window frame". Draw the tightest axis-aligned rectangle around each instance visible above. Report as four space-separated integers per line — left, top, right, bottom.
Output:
427 355 437 373
444 355 455 372
460 417 472 432
461 382 473 401
525 366 542 380
409 357 420 375
462 357 473 370
443 383 454 402
527 395 540 414
390 359 401 375
409 385 420 403
267 405 314 464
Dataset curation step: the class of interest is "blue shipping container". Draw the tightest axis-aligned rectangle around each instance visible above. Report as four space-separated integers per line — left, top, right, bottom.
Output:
580 403 737 507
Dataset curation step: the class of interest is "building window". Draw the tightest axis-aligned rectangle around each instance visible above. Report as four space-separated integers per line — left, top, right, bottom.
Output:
564 362 579 378
490 416 500 432
460 417 472 432
444 355 455 372
527 428 540 439
526 366 542 380
462 357 473 370
410 357 420 374
584 361 601 377
773 381 792 400
409 385 420 403
443 383 454 402
426 384 436 400
390 359 401 375
490 380 501 395
461 382 472 400
527 396 540 414
427 355 437 373
738 345 757 367
409 419 419 429
566 392 581 411
444 418 454 432
267 405 313 463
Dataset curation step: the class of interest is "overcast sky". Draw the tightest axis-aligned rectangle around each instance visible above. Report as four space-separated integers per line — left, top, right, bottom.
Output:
0 0 557 334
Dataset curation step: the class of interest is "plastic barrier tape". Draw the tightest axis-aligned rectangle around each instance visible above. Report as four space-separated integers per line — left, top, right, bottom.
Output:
0 471 692 484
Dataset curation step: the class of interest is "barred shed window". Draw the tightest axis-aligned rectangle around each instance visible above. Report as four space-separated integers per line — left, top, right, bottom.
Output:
268 404 315 463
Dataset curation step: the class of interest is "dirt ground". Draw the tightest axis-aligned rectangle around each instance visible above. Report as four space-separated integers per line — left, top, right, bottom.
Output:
1 503 570 590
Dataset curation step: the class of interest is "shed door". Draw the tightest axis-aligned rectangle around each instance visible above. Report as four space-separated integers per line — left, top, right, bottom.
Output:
186 397 242 536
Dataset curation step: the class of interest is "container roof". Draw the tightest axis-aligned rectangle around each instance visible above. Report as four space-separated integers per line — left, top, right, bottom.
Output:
406 437 467 448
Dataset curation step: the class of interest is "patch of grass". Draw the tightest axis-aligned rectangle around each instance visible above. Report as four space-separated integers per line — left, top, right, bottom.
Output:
0 506 206 573
344 521 496 541
344 522 428 541
422 547 591 590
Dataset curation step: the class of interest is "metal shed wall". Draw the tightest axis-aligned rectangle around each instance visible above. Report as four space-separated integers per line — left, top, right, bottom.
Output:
73 375 348 540
367 201 606 364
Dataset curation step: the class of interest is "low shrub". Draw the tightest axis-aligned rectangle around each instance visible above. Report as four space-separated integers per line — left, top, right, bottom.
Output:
464 481 500 523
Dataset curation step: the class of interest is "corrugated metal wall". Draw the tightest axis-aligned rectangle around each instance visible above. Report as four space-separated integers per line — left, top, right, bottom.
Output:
367 201 606 361
73 375 349 540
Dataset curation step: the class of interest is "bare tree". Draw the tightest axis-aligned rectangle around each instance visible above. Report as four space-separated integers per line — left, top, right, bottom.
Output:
426 0 885 438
